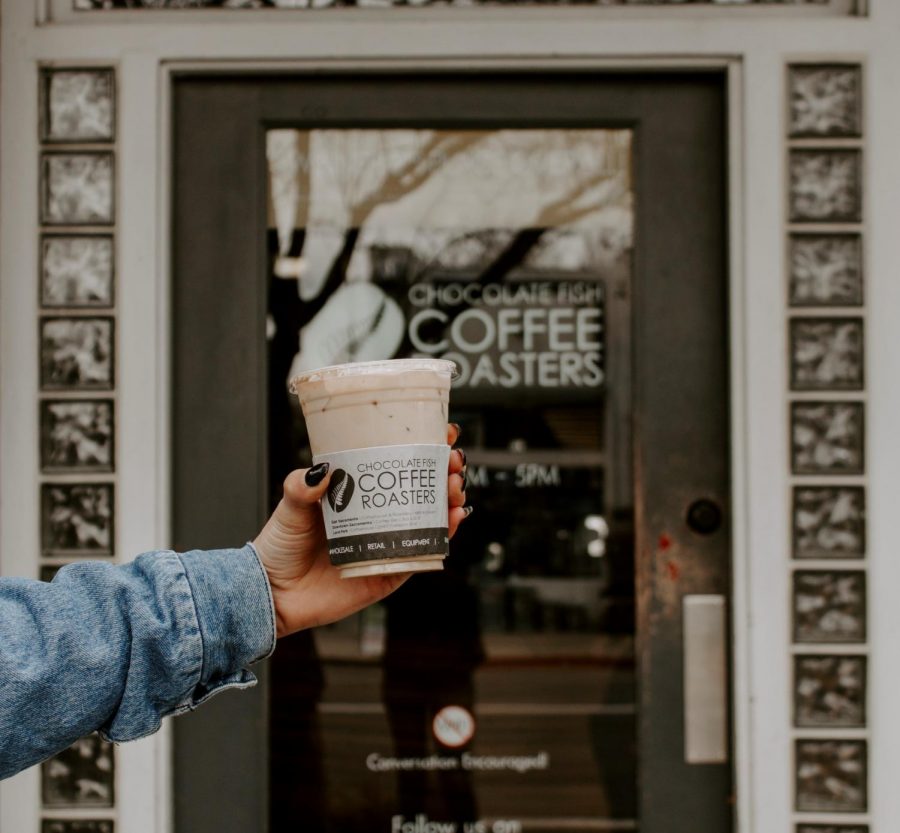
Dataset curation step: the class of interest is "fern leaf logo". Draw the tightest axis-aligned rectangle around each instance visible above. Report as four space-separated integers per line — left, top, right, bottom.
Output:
327 469 355 513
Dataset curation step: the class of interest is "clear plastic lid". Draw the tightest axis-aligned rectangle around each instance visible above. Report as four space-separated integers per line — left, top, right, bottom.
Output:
290 358 457 393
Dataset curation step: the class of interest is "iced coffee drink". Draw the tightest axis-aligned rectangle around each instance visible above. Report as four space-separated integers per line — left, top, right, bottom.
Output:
290 359 456 579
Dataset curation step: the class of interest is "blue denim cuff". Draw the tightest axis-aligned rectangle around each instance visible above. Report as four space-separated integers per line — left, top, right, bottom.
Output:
177 544 276 700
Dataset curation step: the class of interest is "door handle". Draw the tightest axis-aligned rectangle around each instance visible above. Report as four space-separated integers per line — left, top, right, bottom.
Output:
683 594 728 764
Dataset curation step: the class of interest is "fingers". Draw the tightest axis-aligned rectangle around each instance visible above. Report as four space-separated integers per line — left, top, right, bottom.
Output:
449 447 465 474
448 505 473 540
449 471 467 508
282 464 332 507
446 430 470 540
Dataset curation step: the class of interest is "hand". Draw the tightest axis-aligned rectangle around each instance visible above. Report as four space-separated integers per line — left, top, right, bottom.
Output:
253 424 469 638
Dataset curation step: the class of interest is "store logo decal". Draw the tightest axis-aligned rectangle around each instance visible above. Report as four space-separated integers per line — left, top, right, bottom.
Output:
327 469 355 513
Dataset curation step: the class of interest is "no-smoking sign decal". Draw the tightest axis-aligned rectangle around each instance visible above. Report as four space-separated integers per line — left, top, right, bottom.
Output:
432 705 475 748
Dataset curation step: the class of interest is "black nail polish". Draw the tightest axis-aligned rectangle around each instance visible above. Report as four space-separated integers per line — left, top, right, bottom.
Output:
461 467 468 491
458 448 467 467
305 462 330 487
463 505 474 518
450 423 462 444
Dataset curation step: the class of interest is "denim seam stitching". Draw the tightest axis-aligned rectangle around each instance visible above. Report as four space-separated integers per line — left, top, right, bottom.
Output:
172 551 207 699
247 541 277 660
101 552 203 743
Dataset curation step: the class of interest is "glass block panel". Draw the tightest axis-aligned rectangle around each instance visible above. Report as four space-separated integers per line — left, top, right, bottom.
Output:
788 65 862 138
789 234 863 307
789 149 862 224
73 0 840 7
42 822 114 833
41 69 115 143
40 317 114 390
41 153 114 226
41 482 114 556
42 734 114 808
791 401 864 475
797 826 868 833
794 654 866 727
41 235 114 308
40 399 114 472
790 317 864 391
796 739 867 813
793 569 866 643
793 485 865 559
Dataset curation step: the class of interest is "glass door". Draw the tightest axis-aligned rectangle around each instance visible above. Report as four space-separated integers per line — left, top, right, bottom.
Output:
171 71 731 833
266 128 636 832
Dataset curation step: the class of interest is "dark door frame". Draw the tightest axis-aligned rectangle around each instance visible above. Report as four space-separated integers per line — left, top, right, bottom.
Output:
172 68 732 833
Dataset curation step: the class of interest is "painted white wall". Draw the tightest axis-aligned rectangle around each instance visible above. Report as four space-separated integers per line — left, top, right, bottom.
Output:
2 2 898 832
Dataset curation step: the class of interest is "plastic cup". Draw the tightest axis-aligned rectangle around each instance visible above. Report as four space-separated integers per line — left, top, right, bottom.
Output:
290 358 456 579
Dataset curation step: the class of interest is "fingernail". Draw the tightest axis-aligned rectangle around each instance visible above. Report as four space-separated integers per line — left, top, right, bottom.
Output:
305 462 330 487
458 447 467 467
450 423 462 444
463 505 474 519
461 467 468 491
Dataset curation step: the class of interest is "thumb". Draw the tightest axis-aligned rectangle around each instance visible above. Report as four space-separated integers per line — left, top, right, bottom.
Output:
282 463 332 509
255 463 332 587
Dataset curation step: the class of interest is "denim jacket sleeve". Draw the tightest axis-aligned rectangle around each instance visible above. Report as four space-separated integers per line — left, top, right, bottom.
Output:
0 543 276 779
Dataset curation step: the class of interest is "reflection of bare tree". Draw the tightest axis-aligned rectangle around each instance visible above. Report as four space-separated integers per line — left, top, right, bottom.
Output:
301 132 483 327
270 128 633 291
269 131 486 334
397 131 631 284
268 130 311 257
476 132 629 282
480 171 628 282
267 127 633 375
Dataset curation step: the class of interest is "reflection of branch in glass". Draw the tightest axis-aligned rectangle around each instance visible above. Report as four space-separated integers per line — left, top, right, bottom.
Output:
398 130 631 283
300 132 485 327
479 174 623 283
267 130 311 257
479 131 630 283
478 161 629 283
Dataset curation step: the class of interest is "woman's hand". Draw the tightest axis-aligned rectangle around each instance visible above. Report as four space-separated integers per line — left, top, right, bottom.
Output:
253 424 468 639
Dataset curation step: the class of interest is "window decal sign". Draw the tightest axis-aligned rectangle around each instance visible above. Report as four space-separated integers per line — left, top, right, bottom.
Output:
407 279 604 391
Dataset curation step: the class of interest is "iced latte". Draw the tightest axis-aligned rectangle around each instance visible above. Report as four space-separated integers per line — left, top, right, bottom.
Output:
290 359 456 579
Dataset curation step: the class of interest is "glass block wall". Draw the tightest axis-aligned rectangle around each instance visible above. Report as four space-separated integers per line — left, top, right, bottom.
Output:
37 66 118 833
786 62 869 833
71 0 847 11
